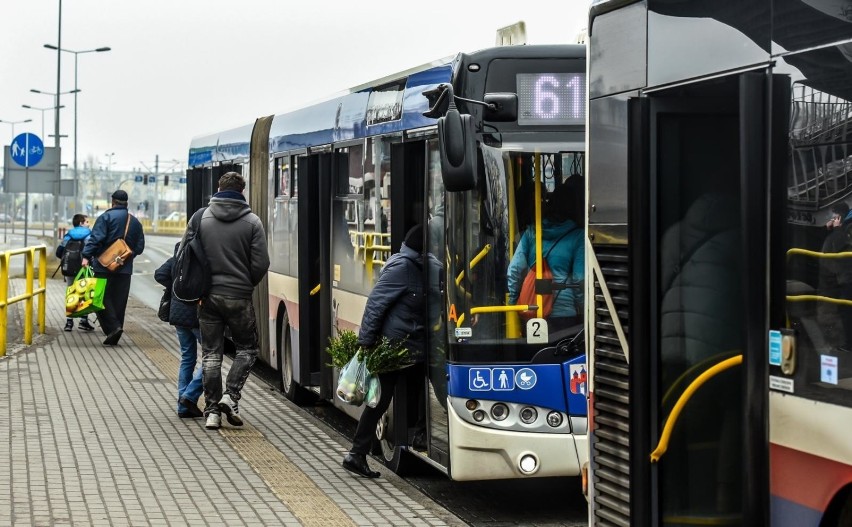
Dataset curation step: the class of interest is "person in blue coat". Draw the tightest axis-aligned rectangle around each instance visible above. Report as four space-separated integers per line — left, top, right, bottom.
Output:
155 243 203 418
81 189 145 346
56 214 95 332
342 224 427 479
507 186 585 333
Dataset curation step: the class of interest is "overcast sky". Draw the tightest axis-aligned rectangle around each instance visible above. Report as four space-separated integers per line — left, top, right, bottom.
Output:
1 0 590 174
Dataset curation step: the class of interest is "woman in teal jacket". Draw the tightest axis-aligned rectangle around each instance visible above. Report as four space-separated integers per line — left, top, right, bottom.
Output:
507 207 585 333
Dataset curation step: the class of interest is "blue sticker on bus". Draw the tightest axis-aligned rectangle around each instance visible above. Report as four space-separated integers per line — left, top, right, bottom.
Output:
492 368 515 390
469 368 492 391
769 330 782 366
515 368 537 390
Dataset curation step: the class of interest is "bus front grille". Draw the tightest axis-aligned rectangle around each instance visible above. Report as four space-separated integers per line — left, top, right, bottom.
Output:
591 244 630 527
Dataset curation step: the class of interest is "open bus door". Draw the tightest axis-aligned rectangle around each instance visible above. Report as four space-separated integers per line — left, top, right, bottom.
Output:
296 153 333 398
592 71 786 526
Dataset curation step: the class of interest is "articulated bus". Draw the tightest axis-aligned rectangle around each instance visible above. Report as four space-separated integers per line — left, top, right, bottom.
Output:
185 44 589 481
586 1 852 526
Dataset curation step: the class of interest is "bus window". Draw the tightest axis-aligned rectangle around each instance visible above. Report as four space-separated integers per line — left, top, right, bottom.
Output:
271 156 294 276
446 145 586 362
332 144 370 294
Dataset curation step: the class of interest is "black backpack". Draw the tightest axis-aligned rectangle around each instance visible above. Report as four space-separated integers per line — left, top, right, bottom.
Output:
61 239 85 277
173 209 211 302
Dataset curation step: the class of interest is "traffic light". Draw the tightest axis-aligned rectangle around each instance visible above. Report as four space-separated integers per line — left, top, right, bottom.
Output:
143 174 148 185
164 175 169 186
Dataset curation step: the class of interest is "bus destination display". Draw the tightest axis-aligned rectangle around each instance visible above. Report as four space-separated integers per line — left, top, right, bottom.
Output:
517 73 586 126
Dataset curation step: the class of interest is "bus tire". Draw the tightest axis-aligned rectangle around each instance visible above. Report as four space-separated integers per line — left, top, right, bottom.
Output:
376 401 413 475
280 323 313 405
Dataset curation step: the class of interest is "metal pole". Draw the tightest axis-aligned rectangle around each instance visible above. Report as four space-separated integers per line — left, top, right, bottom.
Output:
73 52 79 213
153 154 159 232
52 0 62 241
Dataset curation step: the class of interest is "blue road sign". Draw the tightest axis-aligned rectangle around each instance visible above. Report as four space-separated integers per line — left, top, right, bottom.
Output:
148 176 156 183
10 133 44 168
179 177 187 184
134 175 143 183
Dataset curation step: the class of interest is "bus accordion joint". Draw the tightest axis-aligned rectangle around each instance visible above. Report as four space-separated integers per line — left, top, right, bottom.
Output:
309 283 321 296
471 304 537 315
649 354 743 463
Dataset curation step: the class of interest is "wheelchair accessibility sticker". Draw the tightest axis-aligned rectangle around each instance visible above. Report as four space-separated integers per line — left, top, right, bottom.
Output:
515 368 537 390
469 368 492 391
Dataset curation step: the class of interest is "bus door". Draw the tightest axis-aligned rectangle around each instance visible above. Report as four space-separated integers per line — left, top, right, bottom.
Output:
624 72 776 526
186 165 235 215
297 152 332 398
373 137 429 472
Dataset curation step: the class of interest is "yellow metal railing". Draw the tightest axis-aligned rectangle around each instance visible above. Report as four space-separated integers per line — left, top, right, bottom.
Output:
0 245 48 356
350 231 391 280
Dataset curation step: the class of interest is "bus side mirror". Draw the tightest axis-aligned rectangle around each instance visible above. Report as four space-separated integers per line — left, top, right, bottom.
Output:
484 93 518 122
438 106 478 191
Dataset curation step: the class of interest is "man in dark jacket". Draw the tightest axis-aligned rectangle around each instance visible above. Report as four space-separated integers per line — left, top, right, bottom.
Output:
81 190 145 346
343 224 426 479
155 243 203 418
183 172 270 430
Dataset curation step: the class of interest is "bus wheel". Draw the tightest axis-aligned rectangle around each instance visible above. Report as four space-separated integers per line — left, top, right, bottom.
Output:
280 324 312 405
376 402 412 475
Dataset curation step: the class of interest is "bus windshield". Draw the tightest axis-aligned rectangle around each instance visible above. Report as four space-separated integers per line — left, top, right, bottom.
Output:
445 142 585 364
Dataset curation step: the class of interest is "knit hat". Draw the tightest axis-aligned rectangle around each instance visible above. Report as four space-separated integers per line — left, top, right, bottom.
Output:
404 224 423 253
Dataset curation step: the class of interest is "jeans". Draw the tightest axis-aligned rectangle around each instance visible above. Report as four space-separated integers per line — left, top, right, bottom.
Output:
199 294 259 416
176 326 202 413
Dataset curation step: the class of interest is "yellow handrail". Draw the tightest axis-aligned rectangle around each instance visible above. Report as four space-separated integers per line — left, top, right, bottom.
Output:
310 283 321 296
0 245 48 356
471 304 536 315
650 355 743 463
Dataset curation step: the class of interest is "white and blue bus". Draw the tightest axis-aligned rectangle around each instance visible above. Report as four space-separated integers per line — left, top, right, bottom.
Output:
185 44 588 480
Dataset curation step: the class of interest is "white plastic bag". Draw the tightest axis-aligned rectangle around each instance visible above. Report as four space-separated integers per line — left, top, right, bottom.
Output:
365 374 381 408
336 352 367 406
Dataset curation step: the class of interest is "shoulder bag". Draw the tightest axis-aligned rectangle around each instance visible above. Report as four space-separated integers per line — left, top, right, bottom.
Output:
97 213 134 272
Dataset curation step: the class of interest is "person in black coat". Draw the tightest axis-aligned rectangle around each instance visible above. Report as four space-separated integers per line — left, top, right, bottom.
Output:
342 224 427 479
155 243 203 418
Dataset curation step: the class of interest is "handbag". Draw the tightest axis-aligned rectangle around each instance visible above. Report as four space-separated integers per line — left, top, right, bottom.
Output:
97 213 134 271
65 267 107 318
157 289 171 322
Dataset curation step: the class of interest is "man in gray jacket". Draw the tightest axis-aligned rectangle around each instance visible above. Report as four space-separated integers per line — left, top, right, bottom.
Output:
183 172 270 430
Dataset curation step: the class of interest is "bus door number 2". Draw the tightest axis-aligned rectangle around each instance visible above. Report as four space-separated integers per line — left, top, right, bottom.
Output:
527 318 549 344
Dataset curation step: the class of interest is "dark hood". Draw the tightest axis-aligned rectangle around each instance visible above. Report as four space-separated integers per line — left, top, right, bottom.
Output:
208 196 252 223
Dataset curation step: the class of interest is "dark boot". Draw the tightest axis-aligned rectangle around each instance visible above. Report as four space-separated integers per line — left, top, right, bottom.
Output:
64 319 74 332
342 453 380 478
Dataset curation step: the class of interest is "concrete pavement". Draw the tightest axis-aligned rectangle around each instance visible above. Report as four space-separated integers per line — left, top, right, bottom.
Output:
0 274 465 526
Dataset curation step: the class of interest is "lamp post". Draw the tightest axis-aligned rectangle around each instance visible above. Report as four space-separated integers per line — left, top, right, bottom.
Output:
21 105 65 139
31 88 77 238
43 44 110 213
0 118 33 141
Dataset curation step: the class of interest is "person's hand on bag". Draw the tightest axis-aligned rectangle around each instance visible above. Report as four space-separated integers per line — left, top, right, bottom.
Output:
81 257 89 267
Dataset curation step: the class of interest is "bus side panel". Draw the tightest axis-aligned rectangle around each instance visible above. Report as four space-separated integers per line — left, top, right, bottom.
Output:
770 392 852 526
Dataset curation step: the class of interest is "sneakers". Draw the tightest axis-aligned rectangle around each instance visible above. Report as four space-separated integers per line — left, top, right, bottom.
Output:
64 320 73 332
218 394 243 427
78 319 95 332
205 413 221 430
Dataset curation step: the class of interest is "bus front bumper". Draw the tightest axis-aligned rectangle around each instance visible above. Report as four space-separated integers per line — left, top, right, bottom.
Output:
447 403 588 481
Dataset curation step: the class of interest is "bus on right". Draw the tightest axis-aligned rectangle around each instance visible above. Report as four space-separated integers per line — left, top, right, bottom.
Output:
586 1 852 526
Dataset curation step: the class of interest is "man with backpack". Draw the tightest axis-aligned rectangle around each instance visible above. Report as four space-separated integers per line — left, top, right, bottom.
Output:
56 214 95 332
183 172 269 430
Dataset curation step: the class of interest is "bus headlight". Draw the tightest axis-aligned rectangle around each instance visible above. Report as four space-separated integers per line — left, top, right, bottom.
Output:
491 403 509 421
519 406 538 424
546 411 563 427
465 399 479 411
472 409 486 422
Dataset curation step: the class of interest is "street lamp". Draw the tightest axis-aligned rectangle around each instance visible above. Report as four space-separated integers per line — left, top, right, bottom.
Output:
0 119 33 142
44 44 110 212
21 105 65 140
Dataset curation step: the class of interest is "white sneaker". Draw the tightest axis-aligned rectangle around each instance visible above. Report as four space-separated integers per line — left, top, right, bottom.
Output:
218 393 243 427
205 413 221 430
